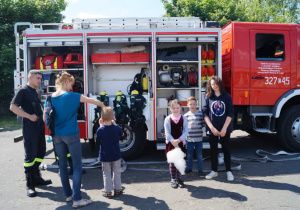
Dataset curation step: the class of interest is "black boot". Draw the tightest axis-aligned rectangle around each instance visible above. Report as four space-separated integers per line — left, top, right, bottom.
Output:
26 173 37 197
34 170 52 186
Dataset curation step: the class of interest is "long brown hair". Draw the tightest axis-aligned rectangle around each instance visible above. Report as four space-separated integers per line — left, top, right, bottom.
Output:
206 75 226 98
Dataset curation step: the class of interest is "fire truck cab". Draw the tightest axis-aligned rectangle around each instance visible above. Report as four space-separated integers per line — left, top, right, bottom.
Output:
222 22 300 151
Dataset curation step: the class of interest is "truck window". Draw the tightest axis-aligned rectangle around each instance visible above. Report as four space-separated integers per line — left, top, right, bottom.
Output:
256 33 284 61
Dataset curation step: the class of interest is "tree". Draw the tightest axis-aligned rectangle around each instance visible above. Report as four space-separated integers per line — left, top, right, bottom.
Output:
0 0 67 116
161 0 300 27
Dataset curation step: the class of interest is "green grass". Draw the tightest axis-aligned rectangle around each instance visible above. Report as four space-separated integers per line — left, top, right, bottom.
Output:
0 116 22 131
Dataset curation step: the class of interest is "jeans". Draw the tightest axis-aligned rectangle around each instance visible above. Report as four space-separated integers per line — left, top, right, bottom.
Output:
186 141 203 171
53 133 82 201
208 133 231 172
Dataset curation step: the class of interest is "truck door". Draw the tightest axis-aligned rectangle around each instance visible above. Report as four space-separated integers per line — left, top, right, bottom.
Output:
250 30 291 105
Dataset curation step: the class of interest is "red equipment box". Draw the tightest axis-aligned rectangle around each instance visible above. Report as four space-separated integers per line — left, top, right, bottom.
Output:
34 54 65 69
64 53 83 65
91 53 120 63
121 53 149 63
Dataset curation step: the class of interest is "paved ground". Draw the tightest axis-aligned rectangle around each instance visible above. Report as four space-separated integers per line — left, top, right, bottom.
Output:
0 129 300 210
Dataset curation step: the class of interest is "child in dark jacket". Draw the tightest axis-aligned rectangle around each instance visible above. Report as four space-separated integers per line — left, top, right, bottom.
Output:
202 76 235 181
96 107 123 198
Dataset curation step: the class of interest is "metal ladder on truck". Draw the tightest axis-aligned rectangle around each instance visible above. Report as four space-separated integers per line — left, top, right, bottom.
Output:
13 23 34 93
13 23 35 143
71 17 203 29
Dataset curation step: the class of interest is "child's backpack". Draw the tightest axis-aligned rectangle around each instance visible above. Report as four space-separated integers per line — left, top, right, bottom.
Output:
45 96 55 137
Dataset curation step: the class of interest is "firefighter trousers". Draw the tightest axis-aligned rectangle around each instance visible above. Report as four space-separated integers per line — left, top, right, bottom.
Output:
22 120 46 174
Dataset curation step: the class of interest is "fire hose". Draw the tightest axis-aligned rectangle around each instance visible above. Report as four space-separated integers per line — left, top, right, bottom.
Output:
39 150 300 173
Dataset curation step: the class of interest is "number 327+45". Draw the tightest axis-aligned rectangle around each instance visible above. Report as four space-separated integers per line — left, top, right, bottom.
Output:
265 77 290 85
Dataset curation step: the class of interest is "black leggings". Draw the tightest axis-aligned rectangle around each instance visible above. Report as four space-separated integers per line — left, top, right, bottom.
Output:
208 133 231 172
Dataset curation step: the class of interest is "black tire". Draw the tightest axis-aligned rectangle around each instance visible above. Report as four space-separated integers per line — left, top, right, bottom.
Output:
277 105 300 151
120 124 146 160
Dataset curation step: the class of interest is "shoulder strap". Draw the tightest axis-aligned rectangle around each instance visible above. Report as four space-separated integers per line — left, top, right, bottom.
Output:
47 95 53 107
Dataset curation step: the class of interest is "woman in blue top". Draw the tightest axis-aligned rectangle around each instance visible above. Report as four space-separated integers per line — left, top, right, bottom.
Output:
43 71 104 208
202 76 234 181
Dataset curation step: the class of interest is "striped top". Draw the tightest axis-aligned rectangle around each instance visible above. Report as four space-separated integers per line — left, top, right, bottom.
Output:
184 110 205 142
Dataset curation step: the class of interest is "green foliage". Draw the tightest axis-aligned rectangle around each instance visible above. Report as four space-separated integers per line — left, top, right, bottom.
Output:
161 0 300 27
0 0 67 116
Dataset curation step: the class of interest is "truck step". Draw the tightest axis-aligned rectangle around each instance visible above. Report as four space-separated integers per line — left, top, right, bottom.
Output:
253 128 271 133
156 142 221 150
251 113 273 117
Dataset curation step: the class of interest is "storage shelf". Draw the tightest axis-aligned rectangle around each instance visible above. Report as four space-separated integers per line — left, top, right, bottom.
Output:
157 60 199 63
157 106 199 108
201 63 216 65
92 62 148 65
157 87 199 90
31 68 83 73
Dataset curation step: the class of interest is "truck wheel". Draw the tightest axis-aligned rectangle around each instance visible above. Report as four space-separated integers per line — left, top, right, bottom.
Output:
278 105 300 151
120 124 146 160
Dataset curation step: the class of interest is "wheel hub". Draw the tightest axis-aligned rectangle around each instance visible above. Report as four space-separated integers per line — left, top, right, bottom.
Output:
291 117 300 143
119 126 135 152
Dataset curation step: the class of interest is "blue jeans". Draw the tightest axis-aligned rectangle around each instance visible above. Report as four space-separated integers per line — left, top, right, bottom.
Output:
186 141 203 171
53 133 82 201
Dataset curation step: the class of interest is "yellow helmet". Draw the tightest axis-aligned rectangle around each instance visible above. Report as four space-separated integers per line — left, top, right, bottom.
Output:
100 91 108 95
116 91 123 96
131 90 139 95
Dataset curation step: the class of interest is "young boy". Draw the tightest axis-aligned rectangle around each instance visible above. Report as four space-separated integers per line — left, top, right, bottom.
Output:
96 107 124 198
184 96 205 177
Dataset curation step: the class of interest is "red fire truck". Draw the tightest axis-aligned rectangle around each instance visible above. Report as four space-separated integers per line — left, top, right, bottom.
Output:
13 19 300 159
222 22 300 151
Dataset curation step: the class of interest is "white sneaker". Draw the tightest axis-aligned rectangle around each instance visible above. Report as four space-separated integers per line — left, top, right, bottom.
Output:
205 171 218 179
227 171 234 181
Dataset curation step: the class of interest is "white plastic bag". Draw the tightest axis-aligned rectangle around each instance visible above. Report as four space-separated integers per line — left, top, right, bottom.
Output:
167 147 186 175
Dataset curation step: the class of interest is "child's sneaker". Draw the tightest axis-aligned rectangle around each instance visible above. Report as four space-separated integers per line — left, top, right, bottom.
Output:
102 191 113 198
205 171 218 179
171 180 178 188
226 171 234 181
177 178 184 188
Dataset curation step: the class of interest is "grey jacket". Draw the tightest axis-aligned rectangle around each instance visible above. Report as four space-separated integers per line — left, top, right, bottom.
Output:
164 115 188 144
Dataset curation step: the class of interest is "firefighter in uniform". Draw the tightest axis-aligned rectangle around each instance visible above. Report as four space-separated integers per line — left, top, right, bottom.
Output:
10 70 52 197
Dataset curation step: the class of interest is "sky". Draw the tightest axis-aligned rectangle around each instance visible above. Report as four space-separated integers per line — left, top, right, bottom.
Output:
61 0 166 23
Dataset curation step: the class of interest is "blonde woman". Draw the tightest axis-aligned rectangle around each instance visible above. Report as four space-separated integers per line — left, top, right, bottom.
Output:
43 71 104 208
